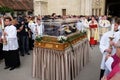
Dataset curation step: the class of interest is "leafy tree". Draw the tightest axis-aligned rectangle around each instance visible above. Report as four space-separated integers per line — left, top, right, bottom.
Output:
0 6 14 15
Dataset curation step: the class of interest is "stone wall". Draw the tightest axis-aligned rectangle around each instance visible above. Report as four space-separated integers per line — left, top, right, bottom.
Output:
34 0 105 16
92 0 105 16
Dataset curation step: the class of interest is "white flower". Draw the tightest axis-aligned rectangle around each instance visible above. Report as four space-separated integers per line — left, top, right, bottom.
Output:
57 36 67 42
35 35 42 42
36 35 42 38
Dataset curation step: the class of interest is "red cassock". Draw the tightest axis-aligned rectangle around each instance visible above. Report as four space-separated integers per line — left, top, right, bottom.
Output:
89 24 97 45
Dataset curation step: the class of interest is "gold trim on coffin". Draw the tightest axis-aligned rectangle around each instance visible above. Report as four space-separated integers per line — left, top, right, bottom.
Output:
34 35 87 51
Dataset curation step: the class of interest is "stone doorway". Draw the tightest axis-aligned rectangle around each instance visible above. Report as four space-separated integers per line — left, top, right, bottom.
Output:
106 0 120 17
62 9 66 16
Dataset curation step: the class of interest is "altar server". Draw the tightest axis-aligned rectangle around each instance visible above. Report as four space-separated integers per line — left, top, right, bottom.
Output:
2 17 20 70
99 19 120 79
35 18 44 36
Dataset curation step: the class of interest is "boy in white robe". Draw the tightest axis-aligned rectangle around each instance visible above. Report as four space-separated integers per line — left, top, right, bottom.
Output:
2 17 20 70
35 18 44 37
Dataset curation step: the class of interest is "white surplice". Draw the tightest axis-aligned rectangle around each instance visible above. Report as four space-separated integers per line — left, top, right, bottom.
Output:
35 22 44 36
2 25 18 51
99 30 120 69
76 21 84 31
28 21 36 40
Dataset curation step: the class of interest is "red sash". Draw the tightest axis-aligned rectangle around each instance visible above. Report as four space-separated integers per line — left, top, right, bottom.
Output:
89 24 97 28
107 63 120 80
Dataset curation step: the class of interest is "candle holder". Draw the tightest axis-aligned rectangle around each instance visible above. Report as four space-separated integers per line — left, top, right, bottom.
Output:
109 36 114 41
109 36 114 54
3 37 7 45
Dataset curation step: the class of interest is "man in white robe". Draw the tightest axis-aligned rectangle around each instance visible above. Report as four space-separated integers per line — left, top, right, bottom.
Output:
99 19 120 79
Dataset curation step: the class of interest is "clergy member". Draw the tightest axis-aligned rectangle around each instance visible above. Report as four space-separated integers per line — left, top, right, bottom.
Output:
89 16 99 45
99 15 111 37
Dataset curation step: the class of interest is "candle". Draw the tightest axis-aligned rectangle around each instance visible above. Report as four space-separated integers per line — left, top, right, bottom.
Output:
111 24 114 32
1 17 4 29
34 16 37 23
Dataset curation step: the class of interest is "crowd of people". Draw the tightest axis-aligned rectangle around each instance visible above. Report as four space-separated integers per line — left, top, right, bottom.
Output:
0 15 44 70
0 13 120 80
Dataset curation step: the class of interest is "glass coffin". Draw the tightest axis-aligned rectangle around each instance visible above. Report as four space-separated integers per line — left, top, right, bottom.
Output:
43 19 77 36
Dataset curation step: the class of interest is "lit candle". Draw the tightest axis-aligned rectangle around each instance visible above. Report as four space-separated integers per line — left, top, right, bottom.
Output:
34 16 37 23
1 17 4 29
111 24 114 32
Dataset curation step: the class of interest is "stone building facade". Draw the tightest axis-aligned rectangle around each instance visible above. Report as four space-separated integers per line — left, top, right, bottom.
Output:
34 0 105 16
92 0 105 16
